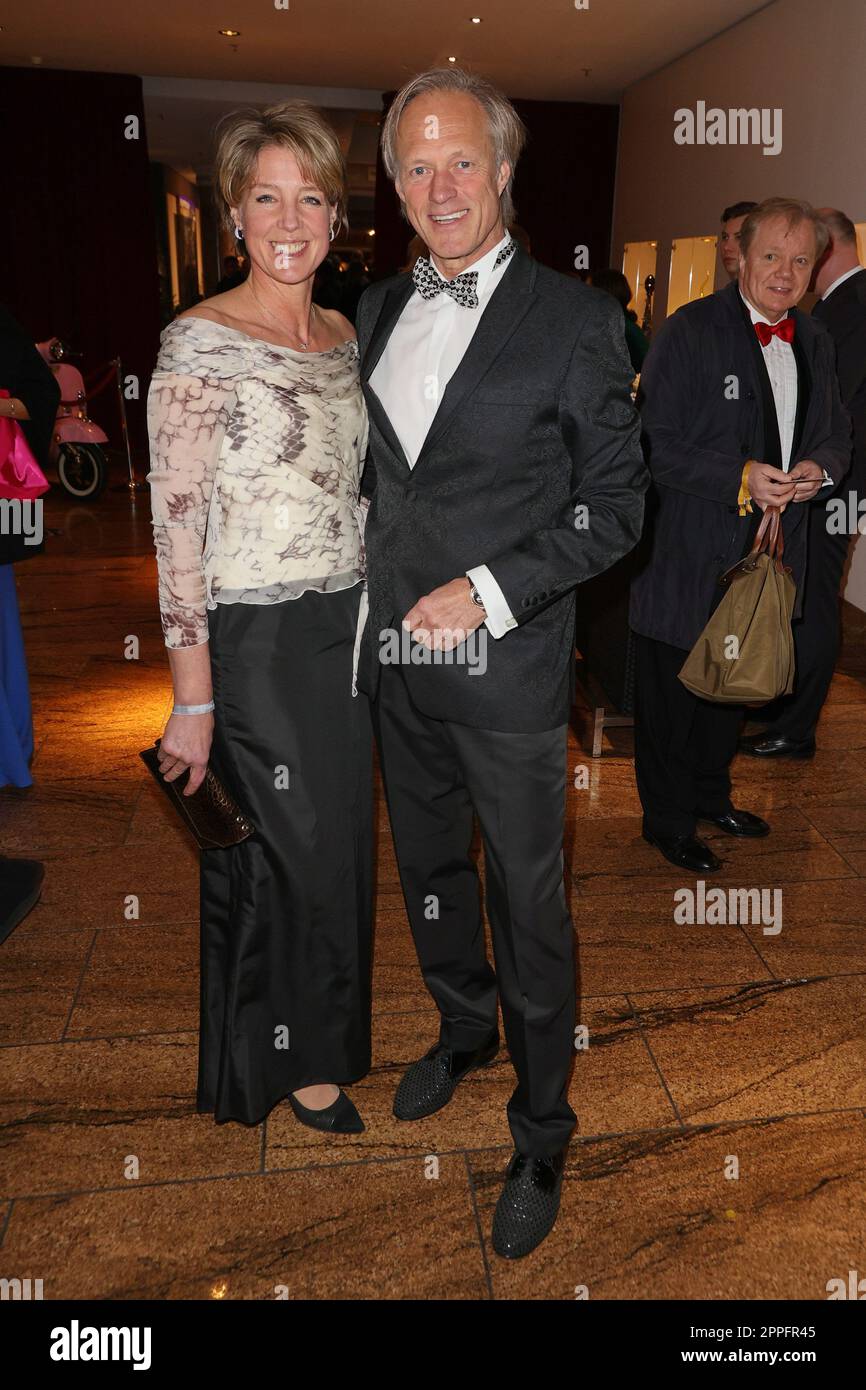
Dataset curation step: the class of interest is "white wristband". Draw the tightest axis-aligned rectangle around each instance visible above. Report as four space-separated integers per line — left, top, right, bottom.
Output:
173 702 214 715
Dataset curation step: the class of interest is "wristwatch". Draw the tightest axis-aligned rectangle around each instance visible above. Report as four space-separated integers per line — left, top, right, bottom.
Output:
469 584 486 609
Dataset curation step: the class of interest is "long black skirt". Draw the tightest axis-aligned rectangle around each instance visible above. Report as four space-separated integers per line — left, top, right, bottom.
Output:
198 586 373 1125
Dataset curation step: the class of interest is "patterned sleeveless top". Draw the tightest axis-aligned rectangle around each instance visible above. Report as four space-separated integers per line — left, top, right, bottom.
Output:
146 315 368 649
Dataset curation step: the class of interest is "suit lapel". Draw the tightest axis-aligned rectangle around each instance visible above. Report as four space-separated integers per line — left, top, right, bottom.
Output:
360 247 538 474
414 249 537 469
361 273 416 471
361 273 416 385
730 287 785 469
789 310 812 457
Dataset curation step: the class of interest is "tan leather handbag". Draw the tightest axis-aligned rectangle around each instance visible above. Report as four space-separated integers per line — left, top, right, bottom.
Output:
678 505 796 704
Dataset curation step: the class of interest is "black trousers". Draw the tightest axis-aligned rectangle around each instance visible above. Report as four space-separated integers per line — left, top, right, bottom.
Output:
759 500 851 741
633 632 745 838
371 662 576 1158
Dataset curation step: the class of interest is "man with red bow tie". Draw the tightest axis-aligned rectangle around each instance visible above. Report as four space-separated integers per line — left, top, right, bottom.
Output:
630 198 851 872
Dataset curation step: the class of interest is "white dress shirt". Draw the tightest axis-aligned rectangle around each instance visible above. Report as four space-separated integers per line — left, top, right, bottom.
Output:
740 291 798 471
740 291 831 492
370 231 518 639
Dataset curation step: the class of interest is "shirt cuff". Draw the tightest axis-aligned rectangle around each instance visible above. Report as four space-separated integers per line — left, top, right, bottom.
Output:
821 469 833 488
466 564 518 640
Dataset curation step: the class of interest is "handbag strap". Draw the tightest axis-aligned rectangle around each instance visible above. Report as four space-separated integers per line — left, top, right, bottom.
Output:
747 504 785 566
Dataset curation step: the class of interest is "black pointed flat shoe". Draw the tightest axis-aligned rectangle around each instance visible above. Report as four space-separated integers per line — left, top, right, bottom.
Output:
492 1148 567 1260
288 1088 364 1134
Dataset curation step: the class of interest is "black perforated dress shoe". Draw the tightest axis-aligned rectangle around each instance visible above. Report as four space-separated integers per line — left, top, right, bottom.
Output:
739 733 816 759
698 809 770 838
642 830 721 873
492 1148 567 1260
393 1033 499 1121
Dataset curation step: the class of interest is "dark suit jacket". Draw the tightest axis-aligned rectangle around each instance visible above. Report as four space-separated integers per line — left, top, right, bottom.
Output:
629 279 851 651
812 267 866 496
356 246 649 733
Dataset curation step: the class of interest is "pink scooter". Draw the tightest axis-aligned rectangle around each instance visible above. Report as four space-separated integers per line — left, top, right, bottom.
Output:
36 338 109 500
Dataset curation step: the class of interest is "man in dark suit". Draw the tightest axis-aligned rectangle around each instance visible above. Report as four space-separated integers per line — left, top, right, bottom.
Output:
631 198 851 873
356 67 648 1259
718 200 757 282
741 207 866 758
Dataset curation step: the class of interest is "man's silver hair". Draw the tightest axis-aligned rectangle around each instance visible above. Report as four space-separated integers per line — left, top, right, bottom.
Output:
381 67 527 225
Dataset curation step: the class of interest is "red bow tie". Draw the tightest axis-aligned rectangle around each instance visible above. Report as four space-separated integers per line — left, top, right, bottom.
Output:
754 316 795 346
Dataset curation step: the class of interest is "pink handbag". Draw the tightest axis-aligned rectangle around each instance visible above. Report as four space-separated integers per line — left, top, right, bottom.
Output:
0 389 50 500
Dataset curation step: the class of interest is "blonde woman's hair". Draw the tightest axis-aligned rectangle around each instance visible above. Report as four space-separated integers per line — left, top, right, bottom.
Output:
214 100 348 239
381 67 527 226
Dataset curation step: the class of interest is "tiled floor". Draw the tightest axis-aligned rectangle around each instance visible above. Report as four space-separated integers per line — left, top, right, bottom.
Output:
1 481 864 1300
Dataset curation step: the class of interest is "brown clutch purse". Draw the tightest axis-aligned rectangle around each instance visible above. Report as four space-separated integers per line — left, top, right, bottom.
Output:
139 741 255 851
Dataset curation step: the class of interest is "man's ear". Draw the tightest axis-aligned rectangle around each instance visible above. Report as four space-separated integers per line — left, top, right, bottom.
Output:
497 161 511 196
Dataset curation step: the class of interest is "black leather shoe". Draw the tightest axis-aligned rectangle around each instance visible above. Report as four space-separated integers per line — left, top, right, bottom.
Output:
698 809 770 838
393 1033 499 1121
0 857 45 946
739 733 816 759
492 1148 566 1260
288 1088 364 1134
642 830 721 873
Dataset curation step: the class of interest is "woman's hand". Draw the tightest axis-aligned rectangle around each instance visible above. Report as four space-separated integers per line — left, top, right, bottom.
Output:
158 711 213 794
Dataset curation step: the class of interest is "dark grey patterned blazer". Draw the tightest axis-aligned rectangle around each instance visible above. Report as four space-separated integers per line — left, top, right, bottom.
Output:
356 245 649 733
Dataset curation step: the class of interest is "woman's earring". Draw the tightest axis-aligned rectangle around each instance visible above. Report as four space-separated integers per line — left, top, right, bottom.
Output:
329 225 335 242
234 225 244 241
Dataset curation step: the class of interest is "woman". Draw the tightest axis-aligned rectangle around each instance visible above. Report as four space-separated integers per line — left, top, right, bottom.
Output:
0 305 57 941
587 268 650 376
147 102 372 1133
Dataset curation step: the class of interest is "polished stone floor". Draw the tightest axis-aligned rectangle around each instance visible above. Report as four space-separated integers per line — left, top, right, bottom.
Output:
1 480 865 1300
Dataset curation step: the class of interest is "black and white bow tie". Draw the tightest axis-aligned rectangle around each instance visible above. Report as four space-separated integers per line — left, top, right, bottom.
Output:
411 238 516 308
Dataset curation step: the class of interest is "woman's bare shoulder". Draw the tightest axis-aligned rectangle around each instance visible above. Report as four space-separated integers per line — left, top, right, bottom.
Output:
177 289 246 327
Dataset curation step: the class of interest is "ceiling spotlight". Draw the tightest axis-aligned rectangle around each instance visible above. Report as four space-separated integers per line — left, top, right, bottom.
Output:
470 16 482 22
367 229 376 237
448 55 457 63
218 29 241 37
